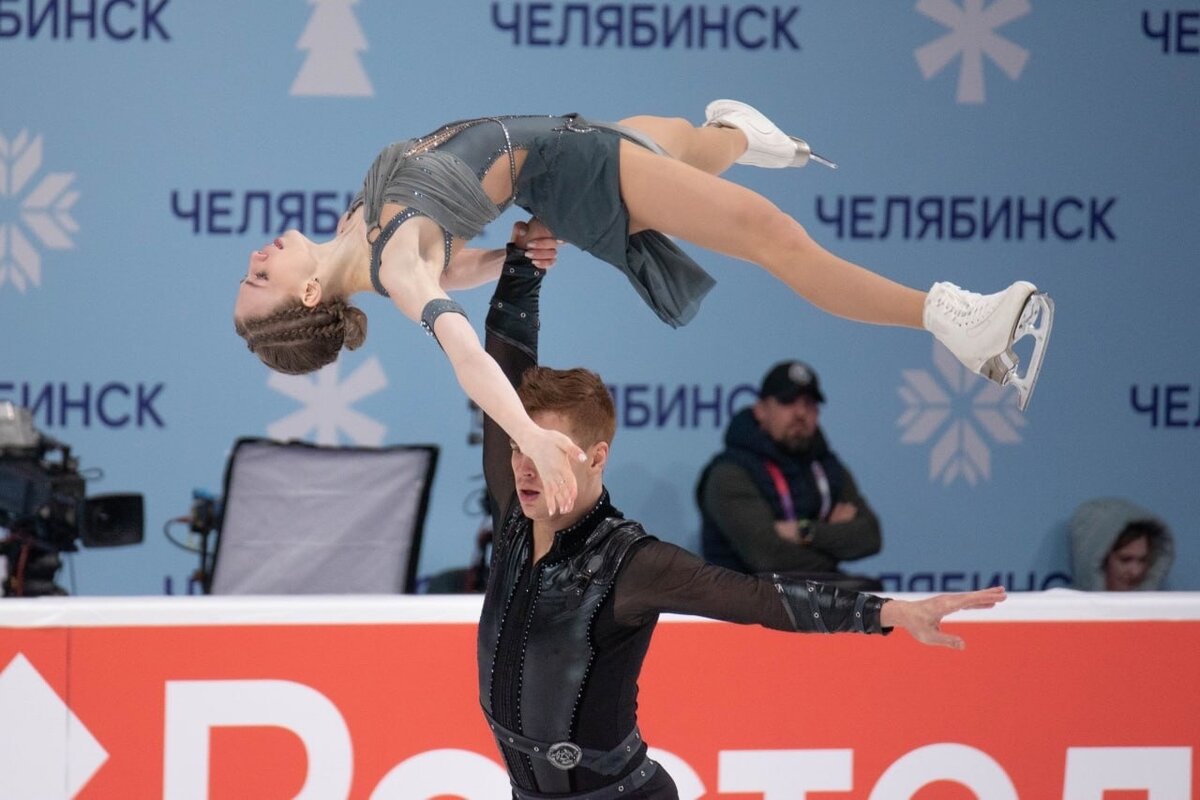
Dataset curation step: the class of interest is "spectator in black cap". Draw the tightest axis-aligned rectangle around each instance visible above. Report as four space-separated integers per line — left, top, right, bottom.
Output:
695 360 883 590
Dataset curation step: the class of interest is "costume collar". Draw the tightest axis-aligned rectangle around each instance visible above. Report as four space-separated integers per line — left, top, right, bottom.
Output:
540 488 620 565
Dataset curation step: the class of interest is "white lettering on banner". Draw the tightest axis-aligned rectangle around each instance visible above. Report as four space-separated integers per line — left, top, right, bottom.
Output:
363 743 1200 798
163 679 353 800
0 654 107 798
646 747 706 800
369 749 510 799
5 657 1194 799
1062 747 1193 799
719 749 852 797
870 743 1018 799
368 746 707 800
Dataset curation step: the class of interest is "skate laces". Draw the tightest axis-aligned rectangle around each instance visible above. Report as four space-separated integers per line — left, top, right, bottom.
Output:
932 283 997 329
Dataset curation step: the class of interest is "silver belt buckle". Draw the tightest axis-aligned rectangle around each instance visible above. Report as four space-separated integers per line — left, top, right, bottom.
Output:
546 741 583 770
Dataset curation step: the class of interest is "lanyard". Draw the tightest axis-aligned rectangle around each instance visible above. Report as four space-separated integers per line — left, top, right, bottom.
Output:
763 459 832 522
763 461 796 521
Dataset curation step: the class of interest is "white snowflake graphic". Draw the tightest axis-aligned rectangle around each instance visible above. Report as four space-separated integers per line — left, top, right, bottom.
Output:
914 0 1031 104
0 654 108 798
291 0 373 97
267 356 388 445
898 342 1025 485
0 131 79 293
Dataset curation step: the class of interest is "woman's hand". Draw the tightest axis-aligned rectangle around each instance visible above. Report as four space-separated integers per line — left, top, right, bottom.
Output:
518 425 586 515
879 586 1007 649
512 219 563 269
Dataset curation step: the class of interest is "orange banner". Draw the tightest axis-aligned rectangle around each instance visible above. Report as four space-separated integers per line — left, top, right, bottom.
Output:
1 596 1197 799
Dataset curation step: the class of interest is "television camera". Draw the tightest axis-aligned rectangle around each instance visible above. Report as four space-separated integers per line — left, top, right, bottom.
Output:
0 401 144 596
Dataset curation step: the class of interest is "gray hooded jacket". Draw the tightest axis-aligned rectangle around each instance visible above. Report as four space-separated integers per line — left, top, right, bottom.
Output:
1068 497 1175 590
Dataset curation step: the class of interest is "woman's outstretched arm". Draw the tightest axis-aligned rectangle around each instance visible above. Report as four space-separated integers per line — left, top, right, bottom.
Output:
435 313 585 514
379 226 584 515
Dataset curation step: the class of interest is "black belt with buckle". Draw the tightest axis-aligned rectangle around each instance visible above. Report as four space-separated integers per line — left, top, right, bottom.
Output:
509 755 660 800
484 713 643 775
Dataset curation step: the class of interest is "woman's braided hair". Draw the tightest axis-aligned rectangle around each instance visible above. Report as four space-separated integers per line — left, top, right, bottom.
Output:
235 299 368 375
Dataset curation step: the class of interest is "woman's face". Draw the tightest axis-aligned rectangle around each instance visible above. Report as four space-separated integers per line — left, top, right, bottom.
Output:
1104 534 1152 591
233 230 319 321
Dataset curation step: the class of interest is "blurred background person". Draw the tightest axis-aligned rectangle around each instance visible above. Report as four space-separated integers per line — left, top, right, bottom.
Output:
696 360 882 590
1069 497 1175 591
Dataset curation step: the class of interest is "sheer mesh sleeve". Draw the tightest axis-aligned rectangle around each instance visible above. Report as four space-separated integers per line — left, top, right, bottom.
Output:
482 244 544 537
613 540 793 630
613 539 888 635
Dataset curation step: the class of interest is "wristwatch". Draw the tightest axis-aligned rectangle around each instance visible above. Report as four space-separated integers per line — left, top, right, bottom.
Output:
798 519 815 546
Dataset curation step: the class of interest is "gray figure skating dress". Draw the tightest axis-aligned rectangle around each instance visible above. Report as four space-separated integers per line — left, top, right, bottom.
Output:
351 114 716 327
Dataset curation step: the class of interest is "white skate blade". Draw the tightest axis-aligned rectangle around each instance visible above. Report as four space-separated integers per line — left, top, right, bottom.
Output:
983 292 1054 411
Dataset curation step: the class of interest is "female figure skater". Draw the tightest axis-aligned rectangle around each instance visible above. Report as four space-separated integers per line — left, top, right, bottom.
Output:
233 100 1053 515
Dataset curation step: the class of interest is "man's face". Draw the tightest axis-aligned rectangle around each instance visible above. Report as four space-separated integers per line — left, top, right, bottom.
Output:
753 394 820 451
1104 535 1152 591
510 410 595 522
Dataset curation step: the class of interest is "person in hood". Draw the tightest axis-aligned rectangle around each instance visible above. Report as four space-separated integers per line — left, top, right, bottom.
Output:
696 360 881 587
1069 497 1175 591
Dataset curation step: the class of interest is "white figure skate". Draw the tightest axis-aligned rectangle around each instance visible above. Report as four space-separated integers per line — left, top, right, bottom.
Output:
704 99 838 169
924 281 1054 411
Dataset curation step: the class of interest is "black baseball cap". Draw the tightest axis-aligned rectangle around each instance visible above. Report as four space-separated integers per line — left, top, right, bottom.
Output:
759 360 825 404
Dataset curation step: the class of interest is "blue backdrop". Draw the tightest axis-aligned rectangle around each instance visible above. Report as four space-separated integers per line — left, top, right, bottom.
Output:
2 0 1196 594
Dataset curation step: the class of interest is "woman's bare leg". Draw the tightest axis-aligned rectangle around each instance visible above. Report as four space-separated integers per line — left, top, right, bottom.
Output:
617 140 926 328
618 115 746 176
